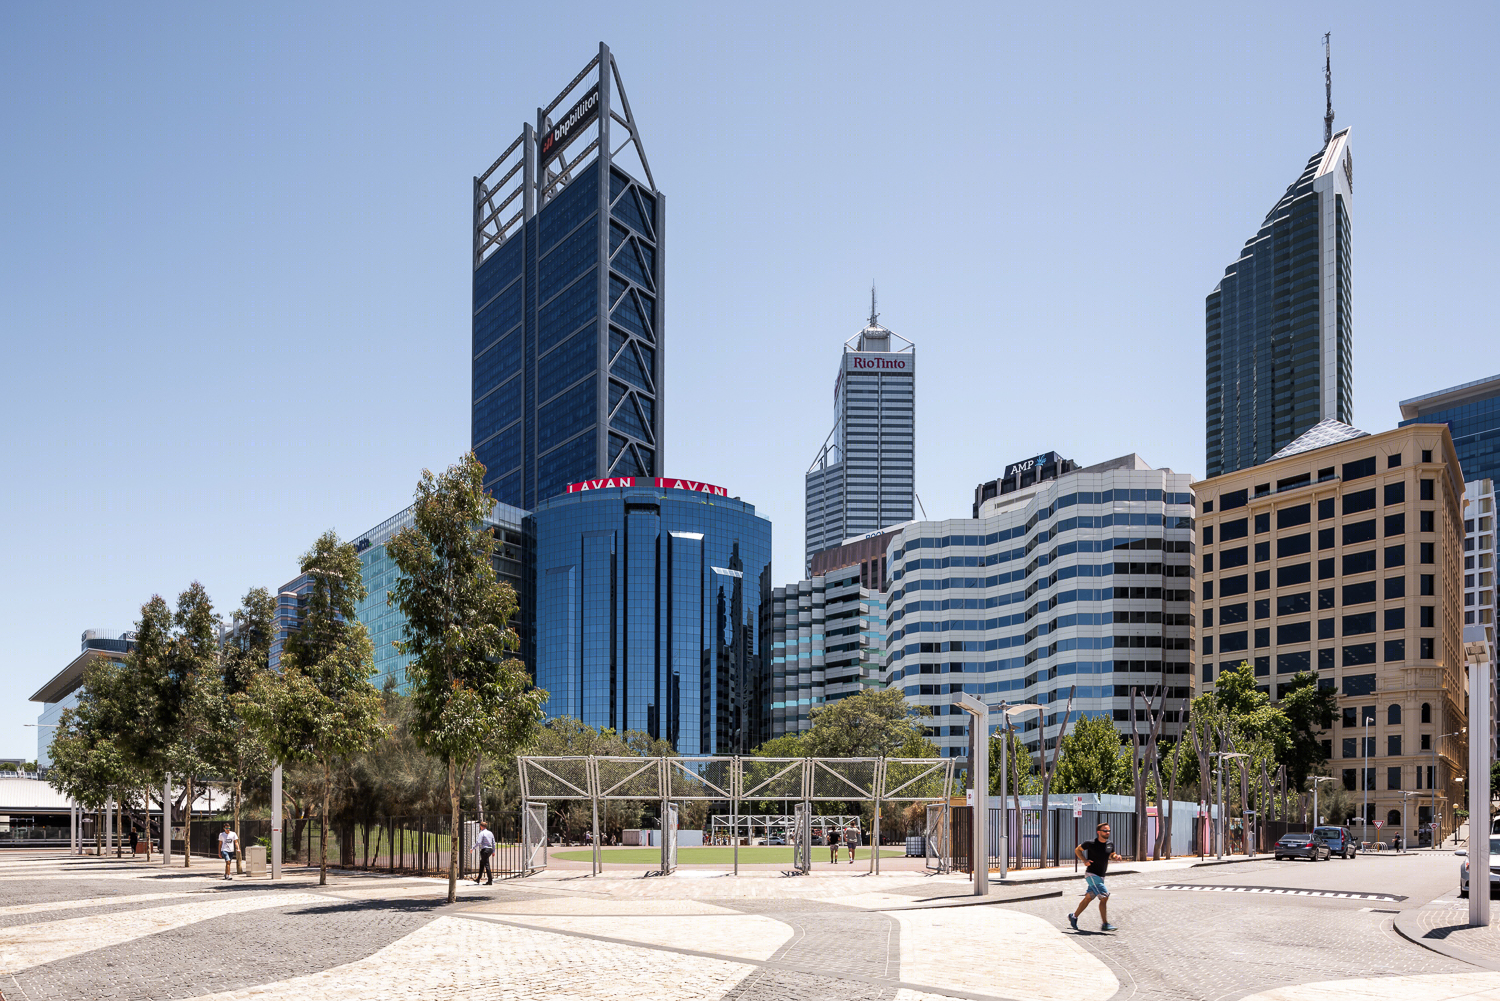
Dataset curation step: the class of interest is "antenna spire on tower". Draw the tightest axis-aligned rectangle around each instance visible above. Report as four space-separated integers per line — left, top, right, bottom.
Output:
1323 32 1335 146
869 285 879 326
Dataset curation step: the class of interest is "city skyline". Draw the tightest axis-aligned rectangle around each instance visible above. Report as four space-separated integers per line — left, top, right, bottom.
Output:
5 7 1499 757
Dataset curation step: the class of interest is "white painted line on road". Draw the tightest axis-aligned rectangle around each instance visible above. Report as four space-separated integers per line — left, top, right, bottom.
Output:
1151 884 1407 902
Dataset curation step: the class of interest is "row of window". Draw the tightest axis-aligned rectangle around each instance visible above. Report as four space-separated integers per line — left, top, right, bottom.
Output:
1204 564 1436 600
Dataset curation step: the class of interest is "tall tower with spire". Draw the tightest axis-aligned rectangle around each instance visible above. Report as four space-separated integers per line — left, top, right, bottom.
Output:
804 290 916 571
1204 39 1353 478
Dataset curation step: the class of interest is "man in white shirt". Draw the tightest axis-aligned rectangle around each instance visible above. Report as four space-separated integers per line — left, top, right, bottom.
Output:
218 824 239 881
474 822 497 885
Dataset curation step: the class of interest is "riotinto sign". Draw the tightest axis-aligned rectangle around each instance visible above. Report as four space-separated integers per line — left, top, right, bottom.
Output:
539 85 600 166
843 352 913 374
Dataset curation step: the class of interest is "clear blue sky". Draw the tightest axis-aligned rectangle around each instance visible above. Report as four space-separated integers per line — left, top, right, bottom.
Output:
3 2 1495 758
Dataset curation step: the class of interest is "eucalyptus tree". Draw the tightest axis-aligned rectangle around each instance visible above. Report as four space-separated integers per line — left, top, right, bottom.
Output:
242 532 384 885
213 587 276 872
388 454 546 902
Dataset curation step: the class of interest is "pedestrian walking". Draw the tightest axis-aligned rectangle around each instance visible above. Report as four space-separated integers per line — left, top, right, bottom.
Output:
829 831 840 863
474 821 496 885
218 823 238 881
1068 822 1122 932
844 826 858 863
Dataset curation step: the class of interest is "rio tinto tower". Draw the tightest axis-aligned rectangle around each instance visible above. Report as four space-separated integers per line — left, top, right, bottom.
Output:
804 292 915 571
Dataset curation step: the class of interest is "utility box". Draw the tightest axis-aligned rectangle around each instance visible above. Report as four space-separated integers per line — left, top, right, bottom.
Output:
245 845 267 876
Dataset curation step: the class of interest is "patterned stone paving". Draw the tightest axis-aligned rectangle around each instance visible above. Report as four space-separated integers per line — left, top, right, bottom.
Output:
0 849 1492 1000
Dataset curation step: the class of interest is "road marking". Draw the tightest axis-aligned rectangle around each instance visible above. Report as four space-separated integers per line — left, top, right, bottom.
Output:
1151 884 1407 902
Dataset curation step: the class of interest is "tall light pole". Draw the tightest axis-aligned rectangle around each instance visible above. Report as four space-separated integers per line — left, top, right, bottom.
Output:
996 703 1043 881
1401 790 1423 853
1311 776 1341 828
1362 711 1375 848
956 693 989 895
1213 751 1247 859
1463 637 1491 928
1433 727 1466 847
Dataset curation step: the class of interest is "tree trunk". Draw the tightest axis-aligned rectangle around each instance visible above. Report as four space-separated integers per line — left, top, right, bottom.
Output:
183 776 193 868
319 765 329 886
447 757 458 903
95 808 103 856
143 786 152 862
475 753 484 825
233 780 243 874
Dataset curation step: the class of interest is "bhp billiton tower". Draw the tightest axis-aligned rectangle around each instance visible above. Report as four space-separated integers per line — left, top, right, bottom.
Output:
472 44 664 508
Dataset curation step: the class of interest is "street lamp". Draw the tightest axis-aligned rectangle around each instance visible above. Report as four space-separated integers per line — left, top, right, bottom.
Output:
1212 751 1247 860
955 693 990 895
1362 712 1375 849
995 702 1042 881
1401 790 1423 853
1311 776 1341 829
1432 727 1466 848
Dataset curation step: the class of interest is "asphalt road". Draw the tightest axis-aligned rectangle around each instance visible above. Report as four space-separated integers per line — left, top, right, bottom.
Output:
1011 850 1474 1001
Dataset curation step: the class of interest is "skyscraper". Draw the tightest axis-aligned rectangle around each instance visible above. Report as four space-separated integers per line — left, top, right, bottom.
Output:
1399 374 1500 487
1205 75 1353 478
804 294 915 570
471 43 664 509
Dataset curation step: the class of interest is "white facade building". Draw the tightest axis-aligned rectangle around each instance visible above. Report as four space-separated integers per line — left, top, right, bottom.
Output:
805 298 915 571
884 454 1196 760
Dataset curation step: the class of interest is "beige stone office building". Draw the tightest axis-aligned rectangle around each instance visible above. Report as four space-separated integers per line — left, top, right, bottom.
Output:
1192 419 1467 840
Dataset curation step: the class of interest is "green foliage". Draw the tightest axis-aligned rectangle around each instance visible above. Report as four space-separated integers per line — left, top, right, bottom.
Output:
1276 673 1337 789
798 688 935 759
1052 714 1130 795
240 531 384 885
387 453 547 900
989 728 1039 796
388 454 547 771
1491 759 1499 801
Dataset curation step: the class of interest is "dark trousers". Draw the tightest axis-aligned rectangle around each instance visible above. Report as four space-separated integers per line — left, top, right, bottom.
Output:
477 848 493 883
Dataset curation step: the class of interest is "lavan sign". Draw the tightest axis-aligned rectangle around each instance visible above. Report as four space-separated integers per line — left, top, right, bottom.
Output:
566 477 729 497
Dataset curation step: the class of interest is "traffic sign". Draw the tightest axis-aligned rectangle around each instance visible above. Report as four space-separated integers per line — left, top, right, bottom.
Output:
1374 821 1384 830
1073 796 1083 818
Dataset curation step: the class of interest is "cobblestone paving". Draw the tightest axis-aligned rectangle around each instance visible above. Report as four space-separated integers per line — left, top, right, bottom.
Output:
0 851 1492 1001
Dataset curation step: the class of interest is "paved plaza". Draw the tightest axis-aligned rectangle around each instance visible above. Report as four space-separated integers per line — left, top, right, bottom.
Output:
0 848 1496 1000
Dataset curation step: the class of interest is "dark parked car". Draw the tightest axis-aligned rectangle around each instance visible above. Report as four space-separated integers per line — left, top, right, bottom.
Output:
1314 826 1357 859
1274 833 1330 861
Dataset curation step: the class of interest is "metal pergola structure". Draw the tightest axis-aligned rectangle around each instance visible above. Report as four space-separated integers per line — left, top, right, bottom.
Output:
708 814 862 842
517 755 954 875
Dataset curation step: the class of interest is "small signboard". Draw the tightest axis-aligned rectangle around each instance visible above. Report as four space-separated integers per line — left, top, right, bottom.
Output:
1073 796 1083 818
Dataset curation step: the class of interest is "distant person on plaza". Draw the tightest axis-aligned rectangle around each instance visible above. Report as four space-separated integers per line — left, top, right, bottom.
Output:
474 821 496 885
218 824 238 881
845 826 858 863
1069 822 1122 932
830 830 839 863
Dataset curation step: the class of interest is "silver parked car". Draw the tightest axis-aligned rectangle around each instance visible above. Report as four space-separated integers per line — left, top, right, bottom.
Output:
1274 832 1330 861
1457 836 1500 899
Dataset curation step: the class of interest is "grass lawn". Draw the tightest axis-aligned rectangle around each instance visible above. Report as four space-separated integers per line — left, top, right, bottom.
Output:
551 845 905 864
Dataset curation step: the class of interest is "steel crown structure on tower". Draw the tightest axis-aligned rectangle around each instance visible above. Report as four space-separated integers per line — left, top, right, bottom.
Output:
471 43 664 509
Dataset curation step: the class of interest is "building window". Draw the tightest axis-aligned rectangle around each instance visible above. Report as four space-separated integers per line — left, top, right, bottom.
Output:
1319 527 1336 549
1255 512 1271 533
1385 513 1406 536
1385 482 1406 505
1388 454 1402 468
1420 479 1434 501
1420 605 1434 627
1384 607 1406 630
1385 576 1405 599
1420 637 1434 659
1319 618 1336 639
1319 558 1336 580
1420 542 1435 564
1388 767 1402 791
1421 702 1431 724
1421 449 1433 463
1385 545 1406 568
1420 575 1435 596
1388 734 1402 756
1388 703 1402 725
1319 587 1336 609
1319 498 1336 519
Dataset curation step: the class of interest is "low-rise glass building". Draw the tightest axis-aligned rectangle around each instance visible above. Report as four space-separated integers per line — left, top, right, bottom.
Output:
530 477 771 753
766 570 888 738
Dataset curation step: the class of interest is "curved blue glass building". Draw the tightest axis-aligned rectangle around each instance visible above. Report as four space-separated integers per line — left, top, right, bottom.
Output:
530 478 771 753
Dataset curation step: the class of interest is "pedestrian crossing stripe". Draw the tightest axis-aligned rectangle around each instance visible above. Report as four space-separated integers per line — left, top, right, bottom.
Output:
1151 884 1406 902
